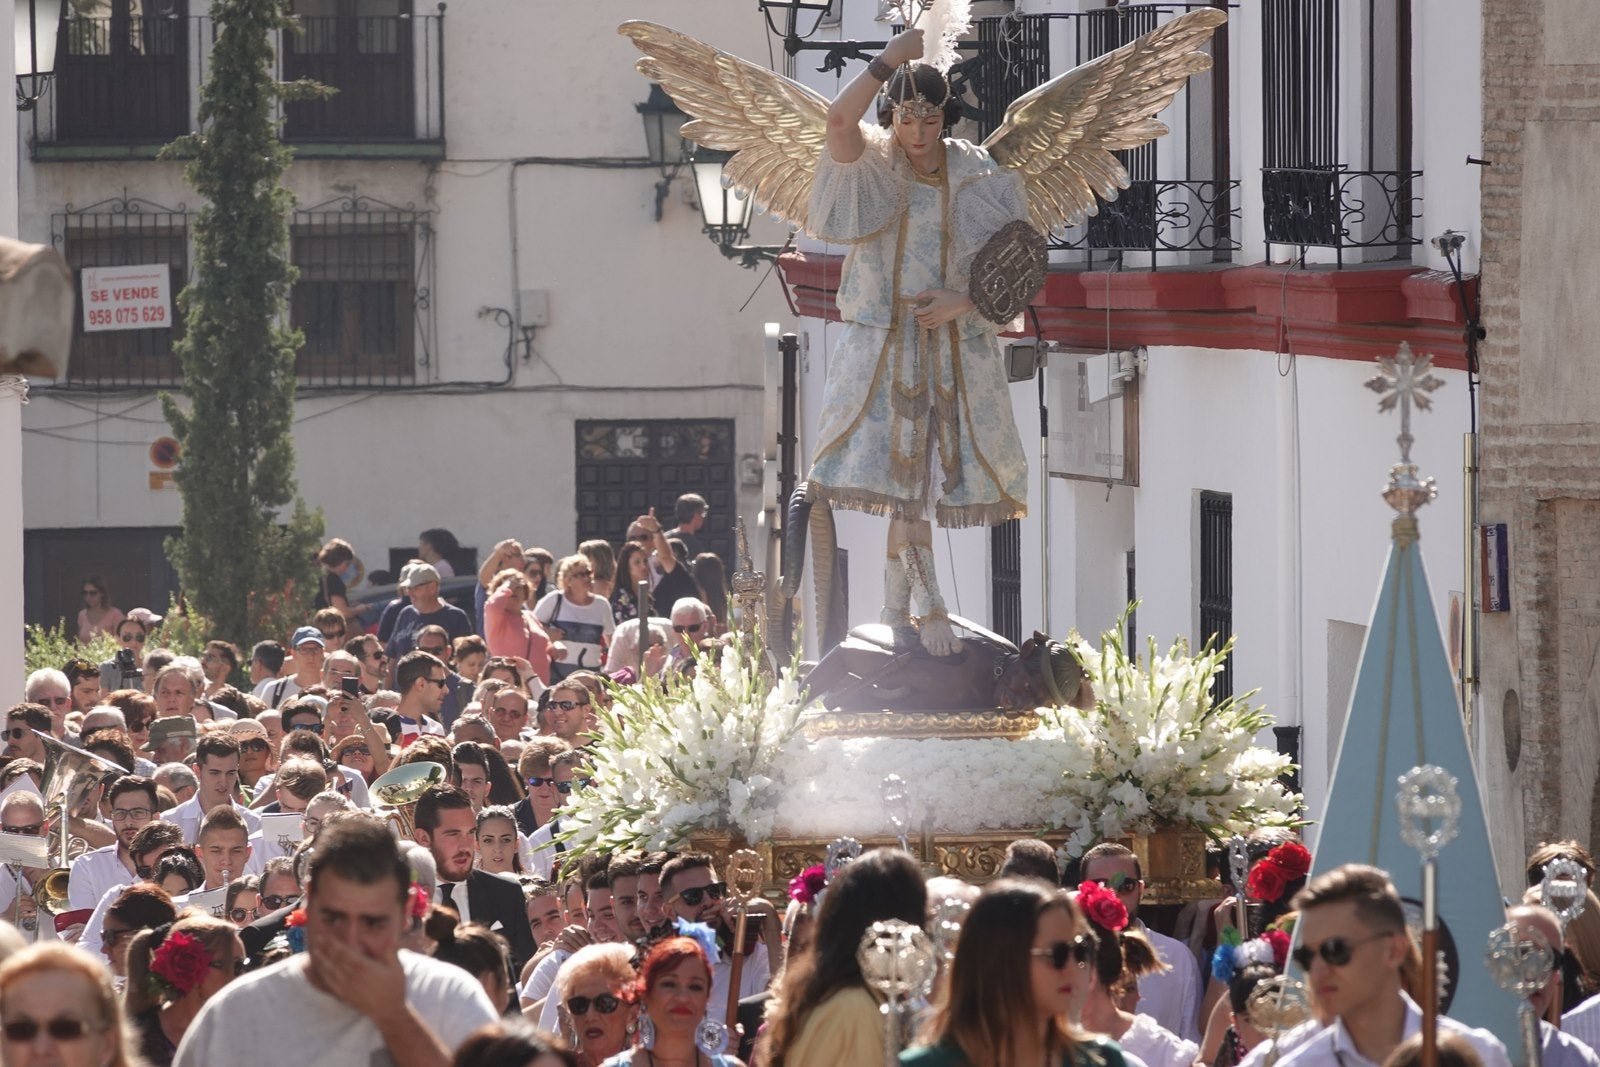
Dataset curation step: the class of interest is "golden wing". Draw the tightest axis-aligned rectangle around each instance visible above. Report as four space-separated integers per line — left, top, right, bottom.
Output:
619 21 831 232
982 8 1227 237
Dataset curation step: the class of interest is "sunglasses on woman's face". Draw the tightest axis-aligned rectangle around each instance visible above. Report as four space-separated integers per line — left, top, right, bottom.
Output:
671 882 727 907
230 906 259 923
1030 935 1095 970
2 1017 102 1042
120 633 146 644
567 993 622 1016
554 778 592 795
239 739 271 754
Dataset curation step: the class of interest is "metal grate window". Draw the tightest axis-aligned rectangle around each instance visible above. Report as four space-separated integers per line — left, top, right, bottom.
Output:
53 197 189 387
1198 491 1233 701
990 518 1022 645
290 198 429 385
1260 0 1418 262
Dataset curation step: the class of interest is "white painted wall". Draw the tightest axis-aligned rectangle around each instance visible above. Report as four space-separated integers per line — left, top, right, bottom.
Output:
2 1 15 236
17 0 789 597
0 379 25 703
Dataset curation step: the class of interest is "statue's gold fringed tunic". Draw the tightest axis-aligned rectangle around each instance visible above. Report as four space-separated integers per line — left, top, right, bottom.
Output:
805 126 1030 529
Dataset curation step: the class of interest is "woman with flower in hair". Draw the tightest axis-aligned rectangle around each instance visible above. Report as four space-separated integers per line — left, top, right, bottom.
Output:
761 849 927 1067
123 913 244 1066
1198 838 1311 1035
903 878 1119 1067
601 933 740 1067
1072 879 1198 1067
0 943 147 1067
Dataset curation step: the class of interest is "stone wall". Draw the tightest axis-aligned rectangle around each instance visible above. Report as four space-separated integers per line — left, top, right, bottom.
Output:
1479 0 1600 877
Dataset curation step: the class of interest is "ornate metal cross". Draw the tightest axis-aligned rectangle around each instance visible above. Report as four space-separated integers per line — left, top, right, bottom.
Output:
1365 341 1444 466
1366 342 1443 521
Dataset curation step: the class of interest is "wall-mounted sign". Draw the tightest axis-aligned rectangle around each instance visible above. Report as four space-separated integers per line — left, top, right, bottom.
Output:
81 263 171 332
1481 523 1510 612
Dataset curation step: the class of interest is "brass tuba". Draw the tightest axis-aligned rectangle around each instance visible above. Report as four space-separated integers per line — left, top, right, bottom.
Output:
32 868 71 917
36 729 123 868
371 762 444 838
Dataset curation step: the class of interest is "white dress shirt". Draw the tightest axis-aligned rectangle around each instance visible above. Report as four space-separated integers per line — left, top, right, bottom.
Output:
437 880 470 923
67 844 135 911
1275 994 1510 1067
169 795 262 843
1134 921 1204 1041
1564 993 1600 1053
1543 1019 1600 1067
1120 1011 1200 1067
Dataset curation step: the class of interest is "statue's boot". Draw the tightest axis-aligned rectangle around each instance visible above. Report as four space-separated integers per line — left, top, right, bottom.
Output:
894 535 962 657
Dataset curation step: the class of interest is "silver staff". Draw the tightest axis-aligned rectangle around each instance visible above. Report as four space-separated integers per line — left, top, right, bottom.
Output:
1397 764 1463 1067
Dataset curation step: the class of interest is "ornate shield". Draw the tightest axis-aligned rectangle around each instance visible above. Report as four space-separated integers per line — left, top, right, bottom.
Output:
969 219 1047 325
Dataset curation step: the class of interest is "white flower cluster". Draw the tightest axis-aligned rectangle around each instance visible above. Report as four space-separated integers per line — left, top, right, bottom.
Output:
560 618 1300 858
1038 618 1302 855
558 639 816 857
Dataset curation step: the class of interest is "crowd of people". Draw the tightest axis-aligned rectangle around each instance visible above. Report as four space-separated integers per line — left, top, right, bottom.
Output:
6 499 1600 1067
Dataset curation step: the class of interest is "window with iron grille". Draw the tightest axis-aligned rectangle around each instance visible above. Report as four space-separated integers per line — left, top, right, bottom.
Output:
290 204 424 384
1260 0 1417 263
54 198 188 387
1198 491 1233 701
990 518 1022 645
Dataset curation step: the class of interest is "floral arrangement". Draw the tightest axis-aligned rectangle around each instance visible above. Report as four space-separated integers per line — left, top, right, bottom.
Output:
1076 880 1129 932
557 637 815 857
550 615 1298 859
148 930 211 1001
1037 609 1302 855
1211 928 1291 983
1246 841 1312 904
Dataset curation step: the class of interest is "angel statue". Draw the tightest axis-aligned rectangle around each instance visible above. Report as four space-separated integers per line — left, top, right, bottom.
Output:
621 6 1225 659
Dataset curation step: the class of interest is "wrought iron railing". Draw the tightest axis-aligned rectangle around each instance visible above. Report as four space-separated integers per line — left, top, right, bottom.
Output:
952 5 1238 266
1261 166 1421 265
29 10 444 154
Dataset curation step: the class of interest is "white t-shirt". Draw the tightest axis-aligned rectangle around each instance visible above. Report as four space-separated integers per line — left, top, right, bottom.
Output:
533 592 614 676
1118 1012 1200 1067
1134 922 1203 1041
174 949 497 1067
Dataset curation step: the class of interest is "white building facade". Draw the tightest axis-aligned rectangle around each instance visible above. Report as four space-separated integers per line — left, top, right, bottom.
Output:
16 0 787 626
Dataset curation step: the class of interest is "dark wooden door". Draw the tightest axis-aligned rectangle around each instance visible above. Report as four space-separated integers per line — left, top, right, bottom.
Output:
574 420 737 565
283 0 414 141
55 0 189 143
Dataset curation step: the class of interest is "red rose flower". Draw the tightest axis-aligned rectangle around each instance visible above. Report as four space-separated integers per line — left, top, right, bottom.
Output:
1261 929 1291 968
788 865 826 906
1077 881 1129 932
1246 860 1287 902
150 931 212 998
1269 842 1311 881
285 908 308 928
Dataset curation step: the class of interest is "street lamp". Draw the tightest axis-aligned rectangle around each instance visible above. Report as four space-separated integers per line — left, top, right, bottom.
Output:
14 0 61 111
636 83 688 221
690 147 787 268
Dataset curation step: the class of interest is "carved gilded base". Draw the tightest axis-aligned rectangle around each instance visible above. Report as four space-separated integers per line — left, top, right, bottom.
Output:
798 707 1040 740
686 825 1217 903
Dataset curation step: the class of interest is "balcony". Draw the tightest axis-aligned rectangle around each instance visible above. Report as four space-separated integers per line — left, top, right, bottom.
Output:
956 4 1239 269
29 8 444 160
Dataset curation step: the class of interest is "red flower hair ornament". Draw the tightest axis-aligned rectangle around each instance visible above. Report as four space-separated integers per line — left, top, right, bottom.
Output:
148 930 212 1001
788 865 826 907
1246 841 1312 904
1077 880 1129 932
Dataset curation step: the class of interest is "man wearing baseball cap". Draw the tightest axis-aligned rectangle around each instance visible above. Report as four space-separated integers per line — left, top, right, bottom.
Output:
254 626 327 709
141 715 197 765
384 563 472 662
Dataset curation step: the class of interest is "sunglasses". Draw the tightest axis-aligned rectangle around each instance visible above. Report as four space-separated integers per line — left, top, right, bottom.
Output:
671 882 727 907
1290 930 1394 971
4 728 30 741
1 824 41 836
1031 936 1096 970
554 778 593 795
569 568 593 577
424 676 450 688
342 744 371 757
111 807 153 822
365 649 389 662
320 630 345 641
121 633 146 643
547 699 589 712
493 704 529 718
261 894 299 912
230 907 259 923
289 722 324 734
527 776 558 788
674 623 702 635
2 1017 102 1042
567 993 622 1016
239 739 271 753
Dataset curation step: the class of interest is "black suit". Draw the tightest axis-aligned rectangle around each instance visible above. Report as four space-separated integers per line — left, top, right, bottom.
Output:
445 869 536 973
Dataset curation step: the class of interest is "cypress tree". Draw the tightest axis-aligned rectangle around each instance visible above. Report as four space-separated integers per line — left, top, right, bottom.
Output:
160 0 323 643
